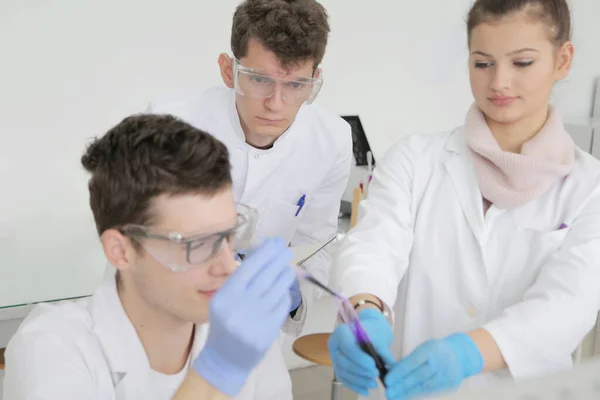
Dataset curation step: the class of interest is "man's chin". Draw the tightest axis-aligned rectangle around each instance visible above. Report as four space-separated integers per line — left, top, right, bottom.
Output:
252 125 286 137
186 304 210 325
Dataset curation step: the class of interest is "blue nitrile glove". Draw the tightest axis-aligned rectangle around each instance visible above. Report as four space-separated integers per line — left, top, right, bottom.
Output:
289 277 302 314
328 308 395 396
384 333 484 399
193 238 296 397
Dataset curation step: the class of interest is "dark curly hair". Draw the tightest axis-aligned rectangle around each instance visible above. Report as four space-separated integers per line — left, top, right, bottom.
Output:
231 0 330 69
81 114 232 236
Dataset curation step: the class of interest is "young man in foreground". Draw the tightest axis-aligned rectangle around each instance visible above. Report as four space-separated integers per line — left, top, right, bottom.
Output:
3 114 295 399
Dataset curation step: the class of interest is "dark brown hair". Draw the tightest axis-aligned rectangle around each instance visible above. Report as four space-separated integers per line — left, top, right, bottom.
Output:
231 0 330 68
81 114 232 236
467 0 572 46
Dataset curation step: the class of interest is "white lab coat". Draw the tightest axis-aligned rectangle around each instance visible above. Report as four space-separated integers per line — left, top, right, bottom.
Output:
147 87 353 335
3 267 292 400
333 128 600 398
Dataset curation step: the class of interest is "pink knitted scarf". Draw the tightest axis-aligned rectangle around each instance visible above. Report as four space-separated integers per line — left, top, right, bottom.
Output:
465 104 575 210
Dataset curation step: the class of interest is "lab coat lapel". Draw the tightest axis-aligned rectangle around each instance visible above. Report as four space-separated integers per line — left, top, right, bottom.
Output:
88 266 150 387
444 128 485 240
227 90 248 147
510 150 597 230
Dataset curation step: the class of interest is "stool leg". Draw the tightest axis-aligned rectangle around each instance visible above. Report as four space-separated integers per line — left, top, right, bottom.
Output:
331 373 342 400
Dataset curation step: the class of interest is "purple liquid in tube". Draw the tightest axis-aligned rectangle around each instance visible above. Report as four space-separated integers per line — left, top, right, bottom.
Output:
348 313 389 385
351 321 371 344
295 268 389 385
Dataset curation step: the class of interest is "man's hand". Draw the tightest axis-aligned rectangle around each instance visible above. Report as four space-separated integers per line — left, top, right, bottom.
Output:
192 238 296 397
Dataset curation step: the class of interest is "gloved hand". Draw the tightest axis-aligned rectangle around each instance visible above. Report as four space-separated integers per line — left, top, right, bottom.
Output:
289 277 302 314
328 308 395 396
193 238 296 396
384 333 484 399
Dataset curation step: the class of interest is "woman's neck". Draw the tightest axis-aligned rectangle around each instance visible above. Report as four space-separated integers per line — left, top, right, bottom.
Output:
118 278 195 375
485 106 550 153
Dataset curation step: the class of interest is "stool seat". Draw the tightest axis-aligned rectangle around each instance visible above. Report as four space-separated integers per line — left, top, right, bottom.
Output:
292 333 332 367
293 333 344 400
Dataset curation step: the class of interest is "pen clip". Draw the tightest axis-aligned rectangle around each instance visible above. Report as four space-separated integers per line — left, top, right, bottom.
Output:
295 194 306 217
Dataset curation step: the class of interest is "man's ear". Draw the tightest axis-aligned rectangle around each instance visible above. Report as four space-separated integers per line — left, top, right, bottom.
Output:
555 41 574 81
218 53 234 89
101 229 135 272
313 67 322 79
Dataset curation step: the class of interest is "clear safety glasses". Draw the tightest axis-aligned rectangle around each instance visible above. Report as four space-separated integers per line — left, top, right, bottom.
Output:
122 204 258 272
233 58 323 106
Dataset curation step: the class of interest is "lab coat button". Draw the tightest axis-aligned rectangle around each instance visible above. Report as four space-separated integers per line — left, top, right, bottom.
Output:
254 154 259 159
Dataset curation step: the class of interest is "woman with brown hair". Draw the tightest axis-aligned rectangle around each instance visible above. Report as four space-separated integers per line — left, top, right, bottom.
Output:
329 1 600 398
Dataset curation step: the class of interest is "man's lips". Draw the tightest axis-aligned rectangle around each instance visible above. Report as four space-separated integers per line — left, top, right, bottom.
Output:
257 117 284 125
198 289 219 297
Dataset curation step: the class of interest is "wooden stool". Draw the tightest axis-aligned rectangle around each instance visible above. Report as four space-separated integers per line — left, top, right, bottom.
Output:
1 347 5 370
293 333 343 400
350 187 365 229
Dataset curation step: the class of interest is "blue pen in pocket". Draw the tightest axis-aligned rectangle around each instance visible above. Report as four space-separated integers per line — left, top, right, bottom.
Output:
295 194 306 217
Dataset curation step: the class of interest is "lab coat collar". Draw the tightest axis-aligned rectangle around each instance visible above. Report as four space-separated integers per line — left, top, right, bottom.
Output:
444 127 485 239
228 90 248 146
444 126 469 155
88 266 209 378
227 89 302 152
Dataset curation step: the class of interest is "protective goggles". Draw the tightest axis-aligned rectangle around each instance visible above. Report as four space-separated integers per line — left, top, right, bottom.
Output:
122 204 258 272
233 58 323 106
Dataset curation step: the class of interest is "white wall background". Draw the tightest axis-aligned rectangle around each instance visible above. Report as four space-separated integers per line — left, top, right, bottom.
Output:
0 0 599 307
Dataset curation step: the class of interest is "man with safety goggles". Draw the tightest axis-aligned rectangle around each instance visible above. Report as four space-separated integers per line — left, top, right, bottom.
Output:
147 0 353 337
3 114 296 399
